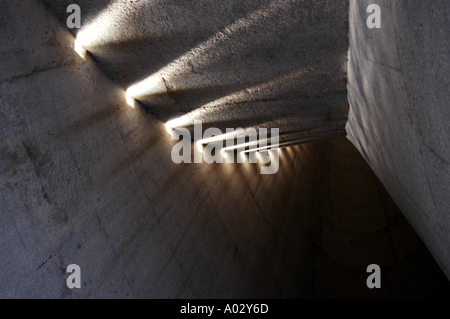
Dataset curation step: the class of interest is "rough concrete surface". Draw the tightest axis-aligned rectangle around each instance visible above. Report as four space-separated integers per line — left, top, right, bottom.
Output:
42 0 349 140
0 0 449 299
347 0 450 279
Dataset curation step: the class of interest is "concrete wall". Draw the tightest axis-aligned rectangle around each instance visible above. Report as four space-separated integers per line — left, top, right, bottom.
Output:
1 0 318 298
347 0 450 279
42 0 349 140
0 0 448 298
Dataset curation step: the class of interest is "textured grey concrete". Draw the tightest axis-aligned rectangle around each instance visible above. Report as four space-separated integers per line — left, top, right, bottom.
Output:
42 0 349 140
346 0 450 279
1 0 449 299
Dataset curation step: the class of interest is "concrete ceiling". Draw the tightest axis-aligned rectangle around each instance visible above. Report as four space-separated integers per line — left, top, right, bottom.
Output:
43 0 349 140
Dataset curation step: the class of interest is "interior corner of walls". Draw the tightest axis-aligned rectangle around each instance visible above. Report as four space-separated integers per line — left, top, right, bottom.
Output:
344 121 358 152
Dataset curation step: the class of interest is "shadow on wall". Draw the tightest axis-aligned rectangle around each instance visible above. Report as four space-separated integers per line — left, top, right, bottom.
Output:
346 0 450 283
232 136 450 298
41 0 349 134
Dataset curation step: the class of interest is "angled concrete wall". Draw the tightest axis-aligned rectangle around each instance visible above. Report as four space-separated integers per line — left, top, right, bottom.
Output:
1 0 318 298
347 0 450 279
